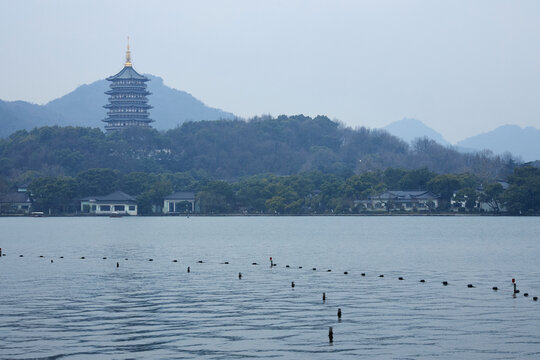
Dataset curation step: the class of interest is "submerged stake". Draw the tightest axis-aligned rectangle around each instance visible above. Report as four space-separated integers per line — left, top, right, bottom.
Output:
328 327 333 343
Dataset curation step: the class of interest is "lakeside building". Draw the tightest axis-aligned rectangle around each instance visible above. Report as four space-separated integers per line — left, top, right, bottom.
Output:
163 192 196 214
80 191 138 215
103 39 153 132
356 190 440 212
0 191 32 214
451 181 509 213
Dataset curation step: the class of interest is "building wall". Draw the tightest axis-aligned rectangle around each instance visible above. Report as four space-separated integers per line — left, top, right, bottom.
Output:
0 202 31 214
163 200 194 214
81 201 137 216
356 199 438 211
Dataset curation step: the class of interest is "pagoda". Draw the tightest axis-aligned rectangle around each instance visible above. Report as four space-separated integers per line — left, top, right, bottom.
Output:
103 39 153 131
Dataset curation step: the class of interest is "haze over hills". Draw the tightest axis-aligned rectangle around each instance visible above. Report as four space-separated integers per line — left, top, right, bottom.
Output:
383 118 540 162
0 74 235 137
383 118 450 146
456 125 540 162
1 79 538 162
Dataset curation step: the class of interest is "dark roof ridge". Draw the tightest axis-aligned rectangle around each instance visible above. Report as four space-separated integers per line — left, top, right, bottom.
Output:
106 66 149 81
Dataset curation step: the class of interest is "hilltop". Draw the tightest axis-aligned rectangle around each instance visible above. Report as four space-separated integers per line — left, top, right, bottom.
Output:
0 74 235 137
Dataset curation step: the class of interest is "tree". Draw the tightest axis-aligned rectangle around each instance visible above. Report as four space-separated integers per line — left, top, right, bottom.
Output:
197 180 235 213
29 176 77 213
427 174 461 209
137 180 173 214
265 196 286 214
479 183 504 213
399 168 435 190
76 168 122 196
503 166 540 214
454 188 477 212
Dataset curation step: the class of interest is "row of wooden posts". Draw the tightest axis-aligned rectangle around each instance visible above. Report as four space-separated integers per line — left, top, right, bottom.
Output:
2 250 538 343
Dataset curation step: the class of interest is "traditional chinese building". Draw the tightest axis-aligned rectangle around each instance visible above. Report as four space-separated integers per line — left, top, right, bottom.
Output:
103 39 153 131
80 191 138 216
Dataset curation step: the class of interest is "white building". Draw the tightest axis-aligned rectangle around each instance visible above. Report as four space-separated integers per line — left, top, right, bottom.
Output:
163 192 196 214
356 190 440 212
80 191 138 216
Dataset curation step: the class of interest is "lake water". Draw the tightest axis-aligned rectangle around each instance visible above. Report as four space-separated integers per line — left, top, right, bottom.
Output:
1 216 539 359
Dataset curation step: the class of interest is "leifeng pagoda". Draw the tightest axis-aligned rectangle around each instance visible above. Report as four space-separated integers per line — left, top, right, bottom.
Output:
103 39 153 131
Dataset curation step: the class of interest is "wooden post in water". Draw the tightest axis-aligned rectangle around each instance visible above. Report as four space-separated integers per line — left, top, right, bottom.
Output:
337 308 342 320
328 327 333 343
238 272 242 279
187 266 190 273
323 292 326 302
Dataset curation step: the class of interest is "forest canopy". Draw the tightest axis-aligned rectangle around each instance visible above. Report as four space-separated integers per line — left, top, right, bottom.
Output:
0 115 517 181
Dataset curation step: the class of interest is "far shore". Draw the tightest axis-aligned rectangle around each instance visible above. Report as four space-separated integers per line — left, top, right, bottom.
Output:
0 212 534 218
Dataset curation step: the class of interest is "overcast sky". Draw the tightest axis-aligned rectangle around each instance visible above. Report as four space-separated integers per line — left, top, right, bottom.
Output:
0 0 539 142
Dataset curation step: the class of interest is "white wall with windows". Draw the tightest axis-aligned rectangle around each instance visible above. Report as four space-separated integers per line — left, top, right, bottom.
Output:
80 201 137 216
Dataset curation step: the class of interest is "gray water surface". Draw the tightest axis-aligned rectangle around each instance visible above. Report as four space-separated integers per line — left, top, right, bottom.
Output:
0 216 539 359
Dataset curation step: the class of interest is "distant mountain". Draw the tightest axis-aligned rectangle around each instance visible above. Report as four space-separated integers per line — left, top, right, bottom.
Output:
0 74 236 137
383 118 450 146
0 100 64 137
457 125 540 162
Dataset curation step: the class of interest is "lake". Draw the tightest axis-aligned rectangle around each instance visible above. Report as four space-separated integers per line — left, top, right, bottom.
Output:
1 216 539 359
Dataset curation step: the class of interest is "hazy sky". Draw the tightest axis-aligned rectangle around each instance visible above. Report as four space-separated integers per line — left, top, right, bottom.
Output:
1 0 539 142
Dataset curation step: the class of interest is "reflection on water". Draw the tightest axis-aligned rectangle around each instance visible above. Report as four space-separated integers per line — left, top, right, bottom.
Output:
0 216 539 359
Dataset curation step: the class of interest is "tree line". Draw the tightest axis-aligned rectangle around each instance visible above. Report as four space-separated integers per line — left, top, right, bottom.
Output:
19 166 540 215
0 115 517 181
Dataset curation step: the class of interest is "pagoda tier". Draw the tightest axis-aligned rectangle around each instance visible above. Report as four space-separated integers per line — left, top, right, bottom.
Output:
102 42 154 132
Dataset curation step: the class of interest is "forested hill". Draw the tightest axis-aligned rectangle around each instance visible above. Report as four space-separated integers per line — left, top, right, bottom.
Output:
0 115 516 181
0 75 235 138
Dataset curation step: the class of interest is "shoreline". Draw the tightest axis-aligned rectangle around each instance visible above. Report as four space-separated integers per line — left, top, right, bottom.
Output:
0 212 534 218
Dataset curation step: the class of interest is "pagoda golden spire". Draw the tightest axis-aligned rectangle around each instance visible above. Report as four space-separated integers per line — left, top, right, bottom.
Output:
125 36 132 67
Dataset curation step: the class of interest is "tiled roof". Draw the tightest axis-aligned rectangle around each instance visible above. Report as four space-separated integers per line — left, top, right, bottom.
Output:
0 192 31 203
81 191 136 203
164 192 196 201
369 190 439 201
106 66 149 81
